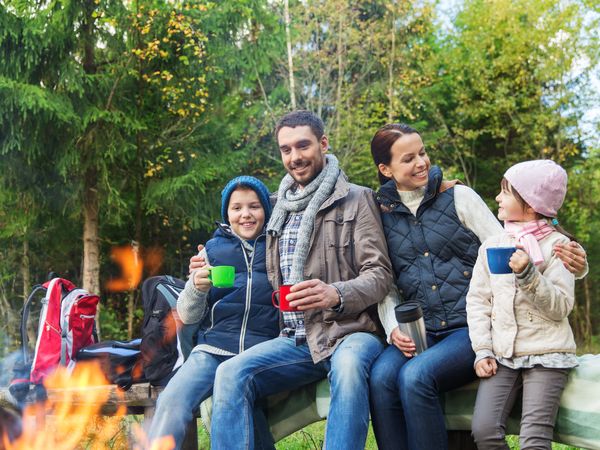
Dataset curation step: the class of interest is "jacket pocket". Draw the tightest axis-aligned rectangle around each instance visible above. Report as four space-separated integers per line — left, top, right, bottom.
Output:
323 210 357 279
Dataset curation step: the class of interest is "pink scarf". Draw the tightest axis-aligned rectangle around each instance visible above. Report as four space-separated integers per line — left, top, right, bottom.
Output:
504 220 555 266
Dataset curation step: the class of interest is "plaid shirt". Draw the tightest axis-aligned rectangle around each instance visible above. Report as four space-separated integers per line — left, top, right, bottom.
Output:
279 211 307 345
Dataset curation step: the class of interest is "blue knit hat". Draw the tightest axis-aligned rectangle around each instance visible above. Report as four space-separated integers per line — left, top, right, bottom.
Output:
221 176 272 225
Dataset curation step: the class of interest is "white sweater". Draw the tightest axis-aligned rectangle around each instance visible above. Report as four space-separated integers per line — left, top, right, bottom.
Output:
378 184 502 341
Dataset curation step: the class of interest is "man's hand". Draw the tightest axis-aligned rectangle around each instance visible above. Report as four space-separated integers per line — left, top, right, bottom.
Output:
475 358 497 378
554 241 586 274
390 327 416 358
287 279 340 311
189 244 207 274
509 248 530 274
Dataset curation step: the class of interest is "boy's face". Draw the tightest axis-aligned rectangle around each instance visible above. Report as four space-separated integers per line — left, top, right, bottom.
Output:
227 188 265 240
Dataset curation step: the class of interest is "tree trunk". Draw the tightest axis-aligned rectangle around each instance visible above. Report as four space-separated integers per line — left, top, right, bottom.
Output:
387 7 396 122
80 0 100 334
284 0 296 109
82 171 100 297
583 277 592 346
21 234 30 301
334 12 345 145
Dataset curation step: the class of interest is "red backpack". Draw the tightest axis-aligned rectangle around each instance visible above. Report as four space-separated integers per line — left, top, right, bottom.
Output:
10 277 99 397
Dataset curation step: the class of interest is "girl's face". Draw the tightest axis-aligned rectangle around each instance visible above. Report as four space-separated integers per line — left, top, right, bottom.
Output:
495 182 536 222
378 133 430 191
227 188 265 240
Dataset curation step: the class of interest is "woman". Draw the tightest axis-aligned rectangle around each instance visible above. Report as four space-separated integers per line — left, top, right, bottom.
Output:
368 123 587 450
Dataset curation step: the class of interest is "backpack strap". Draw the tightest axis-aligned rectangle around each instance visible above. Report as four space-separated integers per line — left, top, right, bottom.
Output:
20 285 46 365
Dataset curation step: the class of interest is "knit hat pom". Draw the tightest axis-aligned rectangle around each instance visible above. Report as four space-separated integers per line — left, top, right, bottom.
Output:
220 176 272 225
503 159 567 218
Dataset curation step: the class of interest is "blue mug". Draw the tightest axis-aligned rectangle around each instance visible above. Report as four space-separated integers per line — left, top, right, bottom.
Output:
486 247 517 274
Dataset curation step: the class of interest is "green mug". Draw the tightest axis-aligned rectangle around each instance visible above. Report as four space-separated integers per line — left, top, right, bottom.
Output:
209 265 235 288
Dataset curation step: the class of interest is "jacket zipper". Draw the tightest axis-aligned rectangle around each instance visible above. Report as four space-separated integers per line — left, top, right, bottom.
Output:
239 236 261 353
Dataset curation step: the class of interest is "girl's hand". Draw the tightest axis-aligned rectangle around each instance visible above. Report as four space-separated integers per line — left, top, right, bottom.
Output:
509 248 530 274
475 358 497 378
553 241 586 274
390 327 416 358
189 244 207 273
193 267 212 292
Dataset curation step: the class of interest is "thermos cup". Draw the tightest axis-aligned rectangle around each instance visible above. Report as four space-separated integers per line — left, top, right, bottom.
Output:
394 302 428 355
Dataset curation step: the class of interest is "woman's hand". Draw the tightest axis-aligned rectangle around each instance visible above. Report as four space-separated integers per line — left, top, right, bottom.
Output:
475 358 497 378
193 268 212 292
554 241 586 274
390 327 416 358
189 244 207 273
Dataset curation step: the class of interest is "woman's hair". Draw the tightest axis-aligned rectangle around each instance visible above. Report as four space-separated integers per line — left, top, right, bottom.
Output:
370 123 420 185
501 178 576 241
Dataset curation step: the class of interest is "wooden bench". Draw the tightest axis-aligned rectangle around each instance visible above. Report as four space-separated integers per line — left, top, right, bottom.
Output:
2 353 599 449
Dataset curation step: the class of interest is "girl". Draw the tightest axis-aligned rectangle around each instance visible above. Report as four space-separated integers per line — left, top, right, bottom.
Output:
467 160 577 449
368 124 587 450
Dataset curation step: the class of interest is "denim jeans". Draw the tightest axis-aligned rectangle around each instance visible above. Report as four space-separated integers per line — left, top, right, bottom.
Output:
210 332 384 450
369 327 477 450
148 348 274 450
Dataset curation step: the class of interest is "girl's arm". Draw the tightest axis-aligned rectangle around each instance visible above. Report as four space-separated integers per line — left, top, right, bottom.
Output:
466 245 495 362
516 240 575 321
454 185 503 242
177 247 210 324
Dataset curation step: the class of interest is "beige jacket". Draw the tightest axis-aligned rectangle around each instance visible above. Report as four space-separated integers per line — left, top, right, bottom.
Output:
267 172 393 363
466 232 576 359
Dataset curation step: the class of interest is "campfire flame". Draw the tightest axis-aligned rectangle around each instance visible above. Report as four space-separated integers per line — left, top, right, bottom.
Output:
105 245 164 292
2 362 175 450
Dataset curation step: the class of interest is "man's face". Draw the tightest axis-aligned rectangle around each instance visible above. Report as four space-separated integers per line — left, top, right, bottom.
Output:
277 125 328 187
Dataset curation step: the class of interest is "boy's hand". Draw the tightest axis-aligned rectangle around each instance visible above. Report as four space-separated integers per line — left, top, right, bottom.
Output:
509 247 530 274
189 244 207 273
193 267 212 292
553 241 586 274
475 358 497 378
390 327 416 358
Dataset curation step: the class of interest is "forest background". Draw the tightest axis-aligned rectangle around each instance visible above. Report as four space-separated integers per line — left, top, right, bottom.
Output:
0 0 599 356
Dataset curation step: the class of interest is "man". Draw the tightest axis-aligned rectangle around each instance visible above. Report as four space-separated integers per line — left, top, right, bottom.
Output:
209 110 393 450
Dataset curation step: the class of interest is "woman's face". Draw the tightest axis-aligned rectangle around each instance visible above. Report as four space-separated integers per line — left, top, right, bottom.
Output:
378 133 430 191
227 188 265 240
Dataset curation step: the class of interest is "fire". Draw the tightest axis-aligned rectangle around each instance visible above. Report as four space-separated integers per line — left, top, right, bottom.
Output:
4 362 124 450
106 245 143 292
2 362 176 450
105 245 164 292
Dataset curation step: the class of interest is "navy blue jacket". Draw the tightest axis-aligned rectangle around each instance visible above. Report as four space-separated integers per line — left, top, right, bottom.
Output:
197 226 279 354
376 166 480 331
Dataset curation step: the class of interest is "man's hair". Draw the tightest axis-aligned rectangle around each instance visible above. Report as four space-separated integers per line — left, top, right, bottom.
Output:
274 110 325 141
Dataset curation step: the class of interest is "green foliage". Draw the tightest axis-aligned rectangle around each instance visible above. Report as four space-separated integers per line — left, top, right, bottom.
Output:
0 0 598 343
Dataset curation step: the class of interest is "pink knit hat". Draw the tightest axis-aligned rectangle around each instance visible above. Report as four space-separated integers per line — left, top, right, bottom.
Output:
504 160 567 218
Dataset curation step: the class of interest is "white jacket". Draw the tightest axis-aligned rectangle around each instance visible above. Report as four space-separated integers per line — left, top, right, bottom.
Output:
466 231 576 359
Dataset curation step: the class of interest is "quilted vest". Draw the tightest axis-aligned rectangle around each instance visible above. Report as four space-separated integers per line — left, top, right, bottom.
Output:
199 226 279 354
377 166 480 331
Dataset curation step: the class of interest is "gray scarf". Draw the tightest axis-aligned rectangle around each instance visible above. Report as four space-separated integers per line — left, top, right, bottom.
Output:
267 154 340 283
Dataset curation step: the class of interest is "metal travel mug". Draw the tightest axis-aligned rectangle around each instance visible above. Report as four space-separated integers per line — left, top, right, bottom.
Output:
394 302 428 355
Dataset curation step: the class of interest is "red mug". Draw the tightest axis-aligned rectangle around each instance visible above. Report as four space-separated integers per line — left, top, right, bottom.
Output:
272 285 297 312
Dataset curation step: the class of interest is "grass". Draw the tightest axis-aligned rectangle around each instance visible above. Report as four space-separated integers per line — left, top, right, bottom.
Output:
196 423 584 449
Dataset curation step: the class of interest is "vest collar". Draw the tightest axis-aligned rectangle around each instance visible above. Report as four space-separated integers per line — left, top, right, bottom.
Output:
377 166 444 214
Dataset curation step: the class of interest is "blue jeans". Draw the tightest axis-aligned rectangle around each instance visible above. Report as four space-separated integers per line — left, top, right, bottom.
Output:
369 327 477 450
148 348 274 450
210 333 384 450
